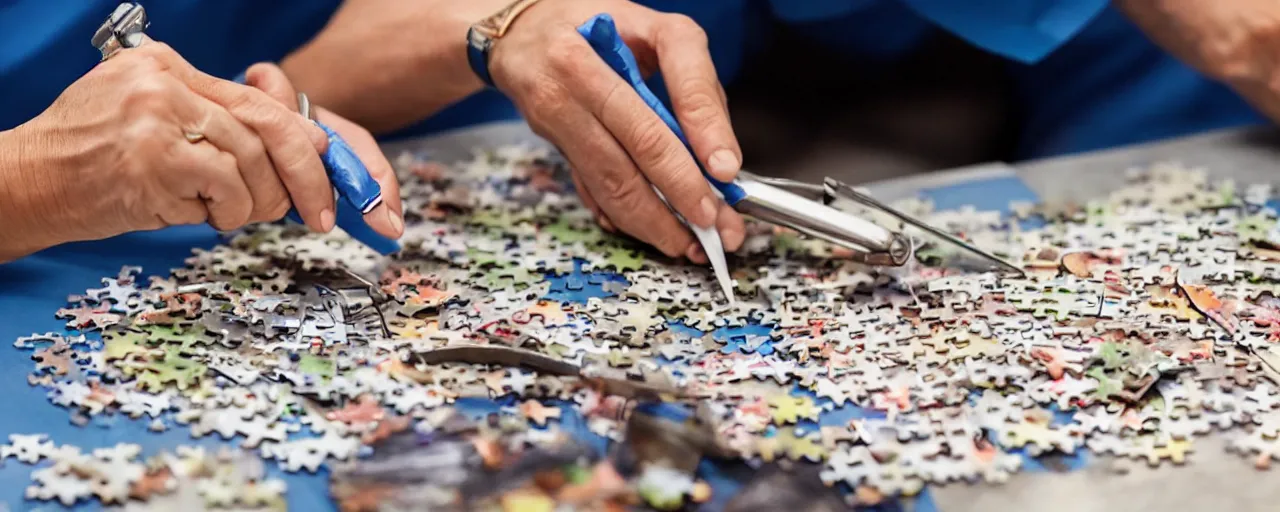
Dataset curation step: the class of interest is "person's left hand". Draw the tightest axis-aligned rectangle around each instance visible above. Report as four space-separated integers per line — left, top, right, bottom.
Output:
240 63 404 237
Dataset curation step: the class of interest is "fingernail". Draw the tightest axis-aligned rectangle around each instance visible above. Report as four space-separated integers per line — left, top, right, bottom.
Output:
319 208 335 232
708 149 740 178
598 215 616 233
686 243 707 263
698 196 719 228
386 208 403 237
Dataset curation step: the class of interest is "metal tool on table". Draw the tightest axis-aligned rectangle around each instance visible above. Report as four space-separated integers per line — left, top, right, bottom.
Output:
575 14 1023 300
95 3 400 256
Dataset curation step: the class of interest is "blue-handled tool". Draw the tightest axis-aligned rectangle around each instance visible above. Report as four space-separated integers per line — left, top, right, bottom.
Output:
576 16 747 207
576 14 1025 282
576 15 738 302
232 73 400 256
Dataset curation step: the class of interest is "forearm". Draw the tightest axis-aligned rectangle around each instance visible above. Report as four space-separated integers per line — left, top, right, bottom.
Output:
280 0 510 134
1115 0 1280 120
0 128 70 262
1115 0 1264 82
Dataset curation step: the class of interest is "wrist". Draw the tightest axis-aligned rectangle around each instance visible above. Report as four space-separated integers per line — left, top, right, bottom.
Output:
0 127 71 261
281 0 506 134
464 0 553 90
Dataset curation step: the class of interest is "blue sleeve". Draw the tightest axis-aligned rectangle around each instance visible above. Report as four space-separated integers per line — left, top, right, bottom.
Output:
0 0 339 131
897 0 1109 63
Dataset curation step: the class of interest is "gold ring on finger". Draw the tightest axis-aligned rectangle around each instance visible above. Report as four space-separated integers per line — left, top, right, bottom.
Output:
184 132 206 144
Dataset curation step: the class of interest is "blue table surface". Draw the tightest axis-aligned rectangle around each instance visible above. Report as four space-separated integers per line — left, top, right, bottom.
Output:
0 174 1050 511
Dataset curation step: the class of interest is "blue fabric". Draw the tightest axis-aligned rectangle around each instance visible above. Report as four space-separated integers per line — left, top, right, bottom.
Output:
0 0 343 131
898 0 1109 63
1005 7 1265 158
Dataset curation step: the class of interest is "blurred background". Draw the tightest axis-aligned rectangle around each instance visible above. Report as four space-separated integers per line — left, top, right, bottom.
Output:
726 24 1011 184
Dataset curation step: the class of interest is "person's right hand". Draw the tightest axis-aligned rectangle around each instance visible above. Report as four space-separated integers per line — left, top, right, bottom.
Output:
279 0 746 264
0 40 337 262
487 0 746 263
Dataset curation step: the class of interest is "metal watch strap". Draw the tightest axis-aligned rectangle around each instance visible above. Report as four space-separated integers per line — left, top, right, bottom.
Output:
466 0 545 88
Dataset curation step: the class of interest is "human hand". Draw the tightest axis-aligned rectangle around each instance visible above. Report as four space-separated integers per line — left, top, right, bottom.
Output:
239 63 405 238
281 0 745 262
0 41 365 261
1119 0 1280 122
487 0 745 262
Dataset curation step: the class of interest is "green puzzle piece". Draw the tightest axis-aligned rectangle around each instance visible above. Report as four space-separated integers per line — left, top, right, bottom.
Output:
135 346 207 392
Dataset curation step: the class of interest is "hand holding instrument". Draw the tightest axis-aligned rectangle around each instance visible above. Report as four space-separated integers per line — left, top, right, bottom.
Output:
576 14 1022 301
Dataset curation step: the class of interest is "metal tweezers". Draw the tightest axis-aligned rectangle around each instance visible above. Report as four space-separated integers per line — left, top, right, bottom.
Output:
577 15 1023 302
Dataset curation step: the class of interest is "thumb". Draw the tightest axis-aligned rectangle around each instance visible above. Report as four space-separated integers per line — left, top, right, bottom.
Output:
243 62 328 154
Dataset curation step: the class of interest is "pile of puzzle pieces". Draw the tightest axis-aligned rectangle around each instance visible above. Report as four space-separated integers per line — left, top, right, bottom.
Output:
11 142 1280 510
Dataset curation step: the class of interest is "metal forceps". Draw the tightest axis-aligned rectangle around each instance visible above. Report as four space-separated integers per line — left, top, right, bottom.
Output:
576 14 1023 302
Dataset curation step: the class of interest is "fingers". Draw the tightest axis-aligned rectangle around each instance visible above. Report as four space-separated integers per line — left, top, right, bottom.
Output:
164 137 253 231
170 61 335 232
315 107 405 239
248 62 404 239
571 169 615 232
175 91 293 224
649 14 742 183
546 102 694 257
568 45 719 230
242 63 329 153
716 203 746 252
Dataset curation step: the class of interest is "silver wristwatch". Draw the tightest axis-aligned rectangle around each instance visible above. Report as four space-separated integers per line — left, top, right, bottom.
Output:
92 2 149 61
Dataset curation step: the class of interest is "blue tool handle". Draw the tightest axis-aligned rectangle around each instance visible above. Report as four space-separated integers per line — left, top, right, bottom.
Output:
232 72 400 256
575 14 747 206
316 123 383 214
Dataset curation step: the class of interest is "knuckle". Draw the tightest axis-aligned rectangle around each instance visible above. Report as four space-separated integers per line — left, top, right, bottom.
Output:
652 232 687 258
127 43 175 69
264 199 292 221
222 84 258 110
122 77 179 114
273 146 318 179
226 202 254 230
661 14 707 44
676 84 723 128
1205 25 1276 83
224 86 285 128
172 203 206 226
544 32 593 76
627 120 684 174
136 41 176 59
597 167 647 207
628 120 669 161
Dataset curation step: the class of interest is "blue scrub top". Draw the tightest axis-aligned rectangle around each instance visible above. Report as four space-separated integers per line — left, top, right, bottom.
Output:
1 1 1262 153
